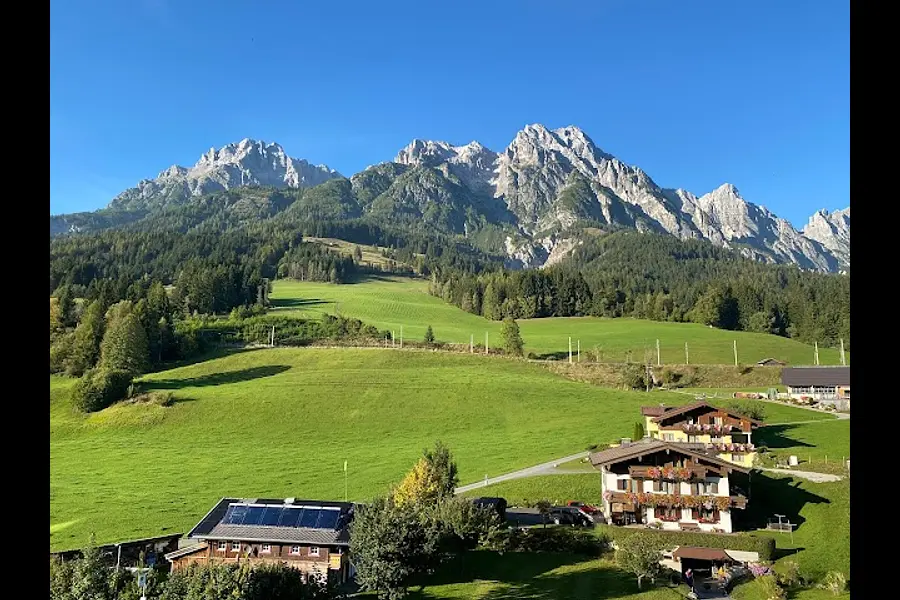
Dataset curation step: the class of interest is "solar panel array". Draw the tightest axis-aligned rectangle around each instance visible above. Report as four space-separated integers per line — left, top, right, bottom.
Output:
221 504 342 530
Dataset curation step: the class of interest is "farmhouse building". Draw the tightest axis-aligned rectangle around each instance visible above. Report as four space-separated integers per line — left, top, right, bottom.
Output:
781 367 850 406
165 498 354 583
641 401 761 467
590 440 750 533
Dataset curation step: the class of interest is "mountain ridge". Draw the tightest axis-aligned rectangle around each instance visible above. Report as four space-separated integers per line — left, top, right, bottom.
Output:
49 125 849 272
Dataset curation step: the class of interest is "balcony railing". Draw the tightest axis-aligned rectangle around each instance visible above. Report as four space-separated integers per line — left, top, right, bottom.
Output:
707 442 755 453
605 491 747 511
628 465 707 480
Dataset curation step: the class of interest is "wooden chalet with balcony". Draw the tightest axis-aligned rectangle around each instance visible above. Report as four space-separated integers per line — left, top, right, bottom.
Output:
164 498 355 583
641 401 761 467
590 440 750 533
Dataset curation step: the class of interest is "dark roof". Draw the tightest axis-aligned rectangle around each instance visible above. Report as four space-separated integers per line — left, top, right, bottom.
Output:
164 543 208 561
673 546 734 562
641 405 668 417
589 440 750 473
187 498 355 547
782 367 850 386
650 401 762 426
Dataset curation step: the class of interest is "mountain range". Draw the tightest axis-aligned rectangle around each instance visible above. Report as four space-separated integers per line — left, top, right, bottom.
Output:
49 124 849 272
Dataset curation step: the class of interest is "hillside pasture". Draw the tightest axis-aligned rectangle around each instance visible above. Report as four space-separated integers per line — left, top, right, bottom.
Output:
270 276 847 366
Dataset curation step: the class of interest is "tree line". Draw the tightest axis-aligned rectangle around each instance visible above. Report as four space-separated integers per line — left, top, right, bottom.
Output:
428 231 850 348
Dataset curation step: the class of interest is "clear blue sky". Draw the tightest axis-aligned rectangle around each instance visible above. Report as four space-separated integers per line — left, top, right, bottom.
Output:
50 0 849 226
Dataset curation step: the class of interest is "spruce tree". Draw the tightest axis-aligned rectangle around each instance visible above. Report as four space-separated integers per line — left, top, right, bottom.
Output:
500 318 524 357
67 300 106 376
424 325 435 345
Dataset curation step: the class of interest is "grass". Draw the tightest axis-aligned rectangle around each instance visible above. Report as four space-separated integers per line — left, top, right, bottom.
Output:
269 276 847 366
460 474 602 507
51 347 706 551
355 551 687 599
754 419 850 473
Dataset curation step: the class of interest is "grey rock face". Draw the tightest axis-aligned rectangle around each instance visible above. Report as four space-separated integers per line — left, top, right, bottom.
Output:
802 208 850 269
395 124 848 272
110 138 342 210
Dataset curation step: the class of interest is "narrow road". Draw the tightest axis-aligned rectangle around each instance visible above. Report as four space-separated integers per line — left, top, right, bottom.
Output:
760 468 843 483
454 451 590 495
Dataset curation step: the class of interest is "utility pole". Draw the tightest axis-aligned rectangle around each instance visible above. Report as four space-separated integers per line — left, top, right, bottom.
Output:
344 460 348 502
400 326 403 349
814 341 820 366
656 339 661 366
485 332 489 355
577 340 581 362
391 330 395 348
470 334 474 353
840 338 846 365
568 337 573 363
733 340 738 366
270 325 275 347
685 342 689 365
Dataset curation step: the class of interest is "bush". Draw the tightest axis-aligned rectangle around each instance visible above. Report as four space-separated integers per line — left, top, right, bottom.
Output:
818 571 847 595
71 368 134 413
486 526 608 555
596 525 776 561
622 364 647 390
726 399 767 422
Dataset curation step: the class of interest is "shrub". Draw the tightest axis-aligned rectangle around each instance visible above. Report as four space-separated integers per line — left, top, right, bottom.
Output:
755 574 786 600
660 367 681 386
596 525 776 561
818 571 847 595
71 368 133 413
486 526 607 555
726 399 767 422
622 364 647 390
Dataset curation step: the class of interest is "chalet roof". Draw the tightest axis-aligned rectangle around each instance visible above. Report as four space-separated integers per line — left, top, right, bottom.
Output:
589 440 750 473
164 543 208 561
782 367 850 387
641 405 668 417
673 546 734 562
650 401 762 426
187 498 355 547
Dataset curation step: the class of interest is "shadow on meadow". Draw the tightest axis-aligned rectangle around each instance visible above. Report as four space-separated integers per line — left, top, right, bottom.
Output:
145 365 292 390
755 424 815 450
735 473 829 532
405 551 683 600
270 297 330 310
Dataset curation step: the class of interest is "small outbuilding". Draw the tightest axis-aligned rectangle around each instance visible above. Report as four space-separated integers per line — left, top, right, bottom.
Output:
781 366 850 405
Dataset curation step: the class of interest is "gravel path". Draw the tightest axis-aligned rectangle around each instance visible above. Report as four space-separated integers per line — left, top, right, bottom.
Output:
760 467 843 482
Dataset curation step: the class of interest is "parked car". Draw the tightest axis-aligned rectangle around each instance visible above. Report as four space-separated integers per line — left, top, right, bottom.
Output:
548 506 593 527
566 501 602 522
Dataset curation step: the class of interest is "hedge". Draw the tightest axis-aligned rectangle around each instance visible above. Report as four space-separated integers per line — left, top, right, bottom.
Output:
594 525 775 561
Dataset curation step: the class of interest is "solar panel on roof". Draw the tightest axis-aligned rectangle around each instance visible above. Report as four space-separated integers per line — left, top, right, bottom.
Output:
223 504 249 525
260 506 283 526
299 508 320 528
316 510 340 529
278 507 302 528
242 506 265 525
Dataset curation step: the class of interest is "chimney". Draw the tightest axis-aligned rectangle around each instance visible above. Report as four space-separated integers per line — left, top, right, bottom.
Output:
620 438 632 446
284 497 296 505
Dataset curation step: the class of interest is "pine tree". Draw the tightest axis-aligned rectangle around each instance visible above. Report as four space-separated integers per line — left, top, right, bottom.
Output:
100 313 150 375
633 421 645 441
500 318 524 357
424 325 435 345
67 300 106 376
56 284 76 328
354 245 363 261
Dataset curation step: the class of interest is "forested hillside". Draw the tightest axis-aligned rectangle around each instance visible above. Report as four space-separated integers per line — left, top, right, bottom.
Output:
429 231 850 348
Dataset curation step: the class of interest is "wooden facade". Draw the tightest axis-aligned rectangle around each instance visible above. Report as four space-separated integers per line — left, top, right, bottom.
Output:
169 541 348 581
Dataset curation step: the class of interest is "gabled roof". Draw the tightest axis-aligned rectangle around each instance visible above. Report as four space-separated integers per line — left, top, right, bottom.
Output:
164 543 208 561
673 546 734 562
589 440 750 473
187 498 355 547
641 405 669 417
650 401 762 426
782 367 850 386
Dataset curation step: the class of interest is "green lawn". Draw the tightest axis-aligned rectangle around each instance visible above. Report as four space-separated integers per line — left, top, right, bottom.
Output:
51 348 703 551
270 277 846 366
355 551 687 599
460 474 602 507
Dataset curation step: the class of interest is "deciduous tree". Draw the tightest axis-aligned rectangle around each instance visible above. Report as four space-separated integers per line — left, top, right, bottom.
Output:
616 533 663 589
500 318 524 357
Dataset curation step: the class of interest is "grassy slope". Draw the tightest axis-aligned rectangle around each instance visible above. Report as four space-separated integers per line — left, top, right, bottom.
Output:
52 348 705 551
270 277 847 365
355 552 688 599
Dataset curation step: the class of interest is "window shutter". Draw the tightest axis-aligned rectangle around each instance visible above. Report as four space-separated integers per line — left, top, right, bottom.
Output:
711 482 718 494
691 483 699 495
653 480 660 492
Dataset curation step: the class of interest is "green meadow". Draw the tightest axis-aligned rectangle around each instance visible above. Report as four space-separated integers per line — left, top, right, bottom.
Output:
270 276 846 366
52 347 697 551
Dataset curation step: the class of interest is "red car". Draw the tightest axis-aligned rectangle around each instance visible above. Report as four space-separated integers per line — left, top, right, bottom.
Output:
567 501 601 522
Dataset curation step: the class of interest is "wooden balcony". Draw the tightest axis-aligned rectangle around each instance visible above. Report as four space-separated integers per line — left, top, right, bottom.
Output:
606 491 748 510
628 465 708 480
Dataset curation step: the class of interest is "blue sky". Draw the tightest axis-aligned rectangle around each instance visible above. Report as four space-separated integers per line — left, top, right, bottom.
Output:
50 0 849 227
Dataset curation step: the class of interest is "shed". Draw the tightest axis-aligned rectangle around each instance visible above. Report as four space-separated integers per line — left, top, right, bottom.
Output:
672 546 736 576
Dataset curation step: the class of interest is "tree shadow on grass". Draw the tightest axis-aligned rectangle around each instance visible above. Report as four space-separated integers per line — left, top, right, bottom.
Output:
408 551 683 600
270 298 330 310
754 425 815 450
144 365 292 390
532 352 569 361
734 473 829 532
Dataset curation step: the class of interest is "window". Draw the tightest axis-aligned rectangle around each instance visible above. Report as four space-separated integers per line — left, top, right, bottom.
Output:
309 546 320 557
688 435 697 443
699 507 719 523
714 416 723 426
217 541 227 552
290 546 301 555
732 453 745 463
662 433 675 441
261 544 271 554
231 542 240 552
661 481 677 494
699 481 719 494
617 478 627 491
